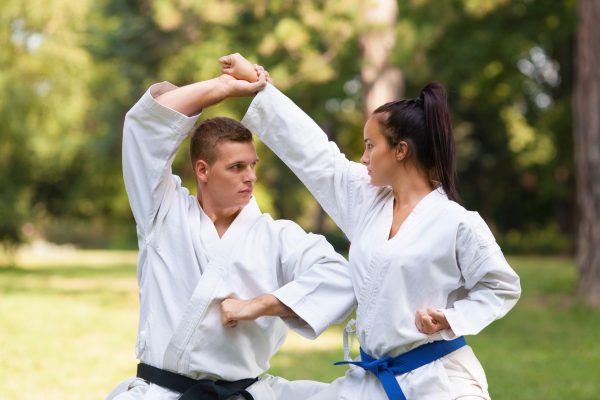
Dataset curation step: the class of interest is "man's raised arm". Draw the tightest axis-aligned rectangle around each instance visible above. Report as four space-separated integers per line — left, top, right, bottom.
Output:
155 74 266 116
122 73 267 235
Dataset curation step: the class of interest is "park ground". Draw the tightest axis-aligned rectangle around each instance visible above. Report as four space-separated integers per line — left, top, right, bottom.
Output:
1 245 599 399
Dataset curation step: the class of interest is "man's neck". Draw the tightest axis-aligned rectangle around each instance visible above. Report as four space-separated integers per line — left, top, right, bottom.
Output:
197 195 242 238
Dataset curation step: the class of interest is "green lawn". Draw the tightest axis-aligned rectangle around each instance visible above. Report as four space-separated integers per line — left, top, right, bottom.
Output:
1 250 598 399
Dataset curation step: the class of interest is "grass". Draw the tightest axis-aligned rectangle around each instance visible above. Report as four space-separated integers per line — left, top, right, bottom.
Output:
1 248 599 399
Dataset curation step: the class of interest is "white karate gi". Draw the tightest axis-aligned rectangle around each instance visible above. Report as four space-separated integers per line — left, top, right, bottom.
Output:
242 84 522 400
108 82 355 400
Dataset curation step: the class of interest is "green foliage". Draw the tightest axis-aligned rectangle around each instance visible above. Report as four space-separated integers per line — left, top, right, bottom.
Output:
88 0 364 241
394 0 576 240
0 0 578 252
499 223 573 254
1 0 95 245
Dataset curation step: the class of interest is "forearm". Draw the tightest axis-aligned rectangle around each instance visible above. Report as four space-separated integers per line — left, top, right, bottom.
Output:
242 85 366 238
155 77 229 116
252 294 296 318
220 294 297 328
441 277 521 338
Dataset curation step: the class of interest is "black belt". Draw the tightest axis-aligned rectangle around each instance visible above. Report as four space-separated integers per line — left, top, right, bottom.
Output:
136 363 257 400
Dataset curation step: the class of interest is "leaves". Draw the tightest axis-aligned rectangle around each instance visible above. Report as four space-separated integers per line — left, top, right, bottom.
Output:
0 0 578 251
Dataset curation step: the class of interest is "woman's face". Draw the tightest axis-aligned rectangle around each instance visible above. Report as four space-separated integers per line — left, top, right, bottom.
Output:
361 116 399 186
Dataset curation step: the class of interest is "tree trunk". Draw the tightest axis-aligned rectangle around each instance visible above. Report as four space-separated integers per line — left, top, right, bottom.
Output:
359 0 404 117
575 0 600 307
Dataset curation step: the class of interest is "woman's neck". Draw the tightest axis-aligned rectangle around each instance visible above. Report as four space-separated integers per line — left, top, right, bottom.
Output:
390 165 434 209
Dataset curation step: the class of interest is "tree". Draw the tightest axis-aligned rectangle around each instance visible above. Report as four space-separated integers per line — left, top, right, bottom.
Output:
359 0 403 116
0 0 95 249
574 0 600 306
391 0 576 255
0 0 581 255
79 0 368 249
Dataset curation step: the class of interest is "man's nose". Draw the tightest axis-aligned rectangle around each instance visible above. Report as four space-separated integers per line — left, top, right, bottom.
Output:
244 167 256 182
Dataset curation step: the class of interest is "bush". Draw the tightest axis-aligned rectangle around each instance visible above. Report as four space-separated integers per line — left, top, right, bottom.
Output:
498 223 573 255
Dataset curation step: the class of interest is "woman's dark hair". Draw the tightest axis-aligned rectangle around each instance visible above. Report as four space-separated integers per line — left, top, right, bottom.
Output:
372 82 459 202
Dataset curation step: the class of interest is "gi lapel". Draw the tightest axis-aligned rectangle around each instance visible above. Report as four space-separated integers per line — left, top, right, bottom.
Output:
358 188 448 334
163 198 263 373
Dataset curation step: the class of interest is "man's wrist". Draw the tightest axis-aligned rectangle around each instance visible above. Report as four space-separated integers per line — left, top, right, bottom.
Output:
212 76 235 98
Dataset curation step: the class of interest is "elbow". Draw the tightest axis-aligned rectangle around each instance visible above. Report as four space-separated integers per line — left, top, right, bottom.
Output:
508 271 522 302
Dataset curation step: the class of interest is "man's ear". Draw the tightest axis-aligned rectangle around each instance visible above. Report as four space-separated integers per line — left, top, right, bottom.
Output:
395 141 409 162
195 159 210 183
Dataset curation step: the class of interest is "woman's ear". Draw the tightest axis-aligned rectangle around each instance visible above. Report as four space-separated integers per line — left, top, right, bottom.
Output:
195 159 210 183
395 141 409 162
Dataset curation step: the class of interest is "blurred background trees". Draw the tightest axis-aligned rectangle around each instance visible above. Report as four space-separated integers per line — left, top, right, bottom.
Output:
3 0 597 303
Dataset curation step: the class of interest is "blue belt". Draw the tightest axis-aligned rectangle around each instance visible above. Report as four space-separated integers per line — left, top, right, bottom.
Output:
335 336 466 400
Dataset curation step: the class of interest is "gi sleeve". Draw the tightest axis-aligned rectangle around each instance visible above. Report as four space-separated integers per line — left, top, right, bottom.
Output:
440 212 522 339
122 82 200 236
242 84 373 241
270 221 356 339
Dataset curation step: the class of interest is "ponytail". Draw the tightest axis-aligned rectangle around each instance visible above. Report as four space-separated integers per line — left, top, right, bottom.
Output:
372 82 460 202
420 82 459 202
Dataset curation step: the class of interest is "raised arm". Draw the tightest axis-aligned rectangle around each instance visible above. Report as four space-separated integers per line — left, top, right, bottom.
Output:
245 84 377 240
219 54 373 240
122 75 266 235
155 74 265 116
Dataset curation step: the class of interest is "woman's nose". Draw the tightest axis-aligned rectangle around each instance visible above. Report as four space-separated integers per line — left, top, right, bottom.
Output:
360 151 369 165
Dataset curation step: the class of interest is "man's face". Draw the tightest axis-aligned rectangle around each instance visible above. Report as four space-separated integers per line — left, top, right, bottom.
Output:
196 141 258 210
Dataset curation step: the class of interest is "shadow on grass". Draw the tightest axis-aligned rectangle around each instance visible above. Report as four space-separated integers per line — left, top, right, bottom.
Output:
0 263 136 278
0 263 137 304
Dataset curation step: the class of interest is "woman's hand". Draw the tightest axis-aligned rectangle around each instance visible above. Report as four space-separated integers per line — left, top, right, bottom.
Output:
219 53 258 82
219 53 273 85
216 71 267 98
415 308 451 334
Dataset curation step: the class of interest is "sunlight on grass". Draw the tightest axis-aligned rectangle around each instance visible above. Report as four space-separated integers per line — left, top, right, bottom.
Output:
1 249 599 399
1 247 139 399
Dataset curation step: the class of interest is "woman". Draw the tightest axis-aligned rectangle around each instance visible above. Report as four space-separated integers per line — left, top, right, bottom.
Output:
221 54 521 400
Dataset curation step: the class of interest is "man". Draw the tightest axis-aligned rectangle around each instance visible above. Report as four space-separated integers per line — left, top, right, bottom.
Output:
107 70 355 400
